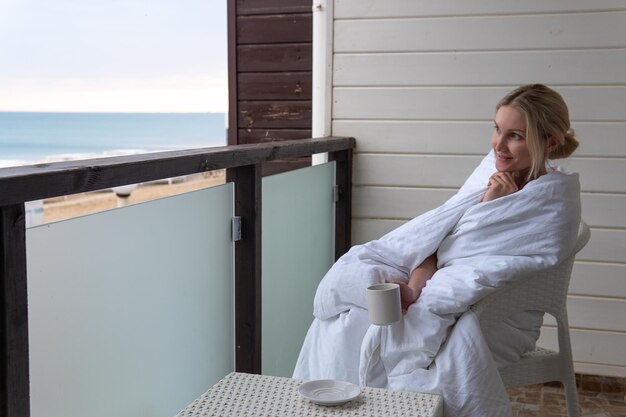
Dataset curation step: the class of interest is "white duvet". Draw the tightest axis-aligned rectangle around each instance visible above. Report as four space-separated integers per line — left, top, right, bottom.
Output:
293 151 581 416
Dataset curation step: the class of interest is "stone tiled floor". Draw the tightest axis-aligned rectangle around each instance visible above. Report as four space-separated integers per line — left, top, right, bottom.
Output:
508 384 626 417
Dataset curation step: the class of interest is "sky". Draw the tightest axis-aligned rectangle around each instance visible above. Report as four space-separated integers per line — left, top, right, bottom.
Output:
0 0 227 113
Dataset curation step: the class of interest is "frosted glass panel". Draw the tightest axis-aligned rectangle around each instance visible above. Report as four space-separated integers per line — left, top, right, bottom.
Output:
262 163 335 377
26 184 234 417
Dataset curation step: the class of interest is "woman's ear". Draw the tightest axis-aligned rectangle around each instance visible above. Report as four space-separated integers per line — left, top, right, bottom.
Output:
544 136 560 156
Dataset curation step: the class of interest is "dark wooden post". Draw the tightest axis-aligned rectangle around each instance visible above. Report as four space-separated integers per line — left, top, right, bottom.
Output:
228 0 314 175
330 149 353 261
227 0 238 146
229 165 262 374
0 204 30 417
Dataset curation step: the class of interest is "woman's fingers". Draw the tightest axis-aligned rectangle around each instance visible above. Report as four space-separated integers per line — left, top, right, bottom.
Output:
483 171 519 201
392 281 418 311
490 171 514 184
499 172 518 189
398 282 415 303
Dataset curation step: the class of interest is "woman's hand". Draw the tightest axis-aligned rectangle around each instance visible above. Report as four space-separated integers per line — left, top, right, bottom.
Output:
393 281 420 313
482 171 519 202
391 253 438 313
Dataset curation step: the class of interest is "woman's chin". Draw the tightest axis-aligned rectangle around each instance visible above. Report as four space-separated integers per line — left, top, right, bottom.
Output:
495 163 511 172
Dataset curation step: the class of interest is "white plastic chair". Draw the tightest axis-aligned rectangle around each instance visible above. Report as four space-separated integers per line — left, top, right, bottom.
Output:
471 221 590 417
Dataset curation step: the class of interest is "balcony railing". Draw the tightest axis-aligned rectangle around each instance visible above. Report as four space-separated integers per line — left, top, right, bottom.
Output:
0 136 354 417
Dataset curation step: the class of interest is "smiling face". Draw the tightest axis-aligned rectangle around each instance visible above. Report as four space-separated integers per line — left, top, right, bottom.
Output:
492 105 532 175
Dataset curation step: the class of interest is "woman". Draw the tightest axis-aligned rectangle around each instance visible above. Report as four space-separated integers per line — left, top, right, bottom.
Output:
395 84 580 312
294 84 581 416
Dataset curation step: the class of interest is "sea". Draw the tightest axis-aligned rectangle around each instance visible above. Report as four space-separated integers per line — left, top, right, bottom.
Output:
0 112 227 167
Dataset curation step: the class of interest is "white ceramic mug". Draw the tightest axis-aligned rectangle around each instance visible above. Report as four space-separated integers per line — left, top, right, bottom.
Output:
366 283 402 325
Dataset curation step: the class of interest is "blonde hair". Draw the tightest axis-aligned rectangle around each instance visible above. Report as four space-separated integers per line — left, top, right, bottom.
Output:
496 84 580 182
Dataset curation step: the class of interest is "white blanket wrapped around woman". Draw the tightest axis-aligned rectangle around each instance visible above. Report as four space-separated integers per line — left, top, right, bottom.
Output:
293 151 581 416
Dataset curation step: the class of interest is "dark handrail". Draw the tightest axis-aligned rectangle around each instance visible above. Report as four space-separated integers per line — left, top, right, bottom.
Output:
0 137 354 417
0 136 354 206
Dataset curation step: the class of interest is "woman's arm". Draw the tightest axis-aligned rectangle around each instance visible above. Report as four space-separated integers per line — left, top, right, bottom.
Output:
396 253 438 312
394 172 520 310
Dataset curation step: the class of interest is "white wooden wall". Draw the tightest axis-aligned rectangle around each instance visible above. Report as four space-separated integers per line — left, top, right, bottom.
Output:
329 0 626 377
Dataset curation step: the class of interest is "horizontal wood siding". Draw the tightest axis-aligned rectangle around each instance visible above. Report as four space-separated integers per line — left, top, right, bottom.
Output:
239 101 312 129
334 87 626 120
570 262 626 298
332 1 626 376
237 14 312 44
542 297 626 332
334 0 626 18
334 12 626 52
238 44 312 72
238 73 312 100
237 0 310 16
334 50 626 86
238 129 313 144
538 328 626 376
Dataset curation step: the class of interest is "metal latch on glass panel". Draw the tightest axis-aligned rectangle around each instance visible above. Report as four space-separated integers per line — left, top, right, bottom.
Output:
334 185 341 203
232 216 242 242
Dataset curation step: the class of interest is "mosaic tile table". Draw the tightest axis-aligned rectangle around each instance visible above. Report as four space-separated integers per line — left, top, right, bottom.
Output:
175 372 443 417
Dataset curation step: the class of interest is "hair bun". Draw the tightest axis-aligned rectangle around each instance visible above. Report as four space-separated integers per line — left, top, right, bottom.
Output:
550 129 579 159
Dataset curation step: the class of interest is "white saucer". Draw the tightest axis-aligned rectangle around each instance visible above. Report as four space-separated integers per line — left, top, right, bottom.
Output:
298 380 361 406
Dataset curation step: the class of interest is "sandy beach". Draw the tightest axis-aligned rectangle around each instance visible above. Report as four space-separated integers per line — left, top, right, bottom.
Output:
42 170 226 224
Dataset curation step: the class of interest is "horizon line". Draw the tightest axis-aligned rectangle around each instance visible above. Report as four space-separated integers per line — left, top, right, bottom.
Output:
0 110 228 115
